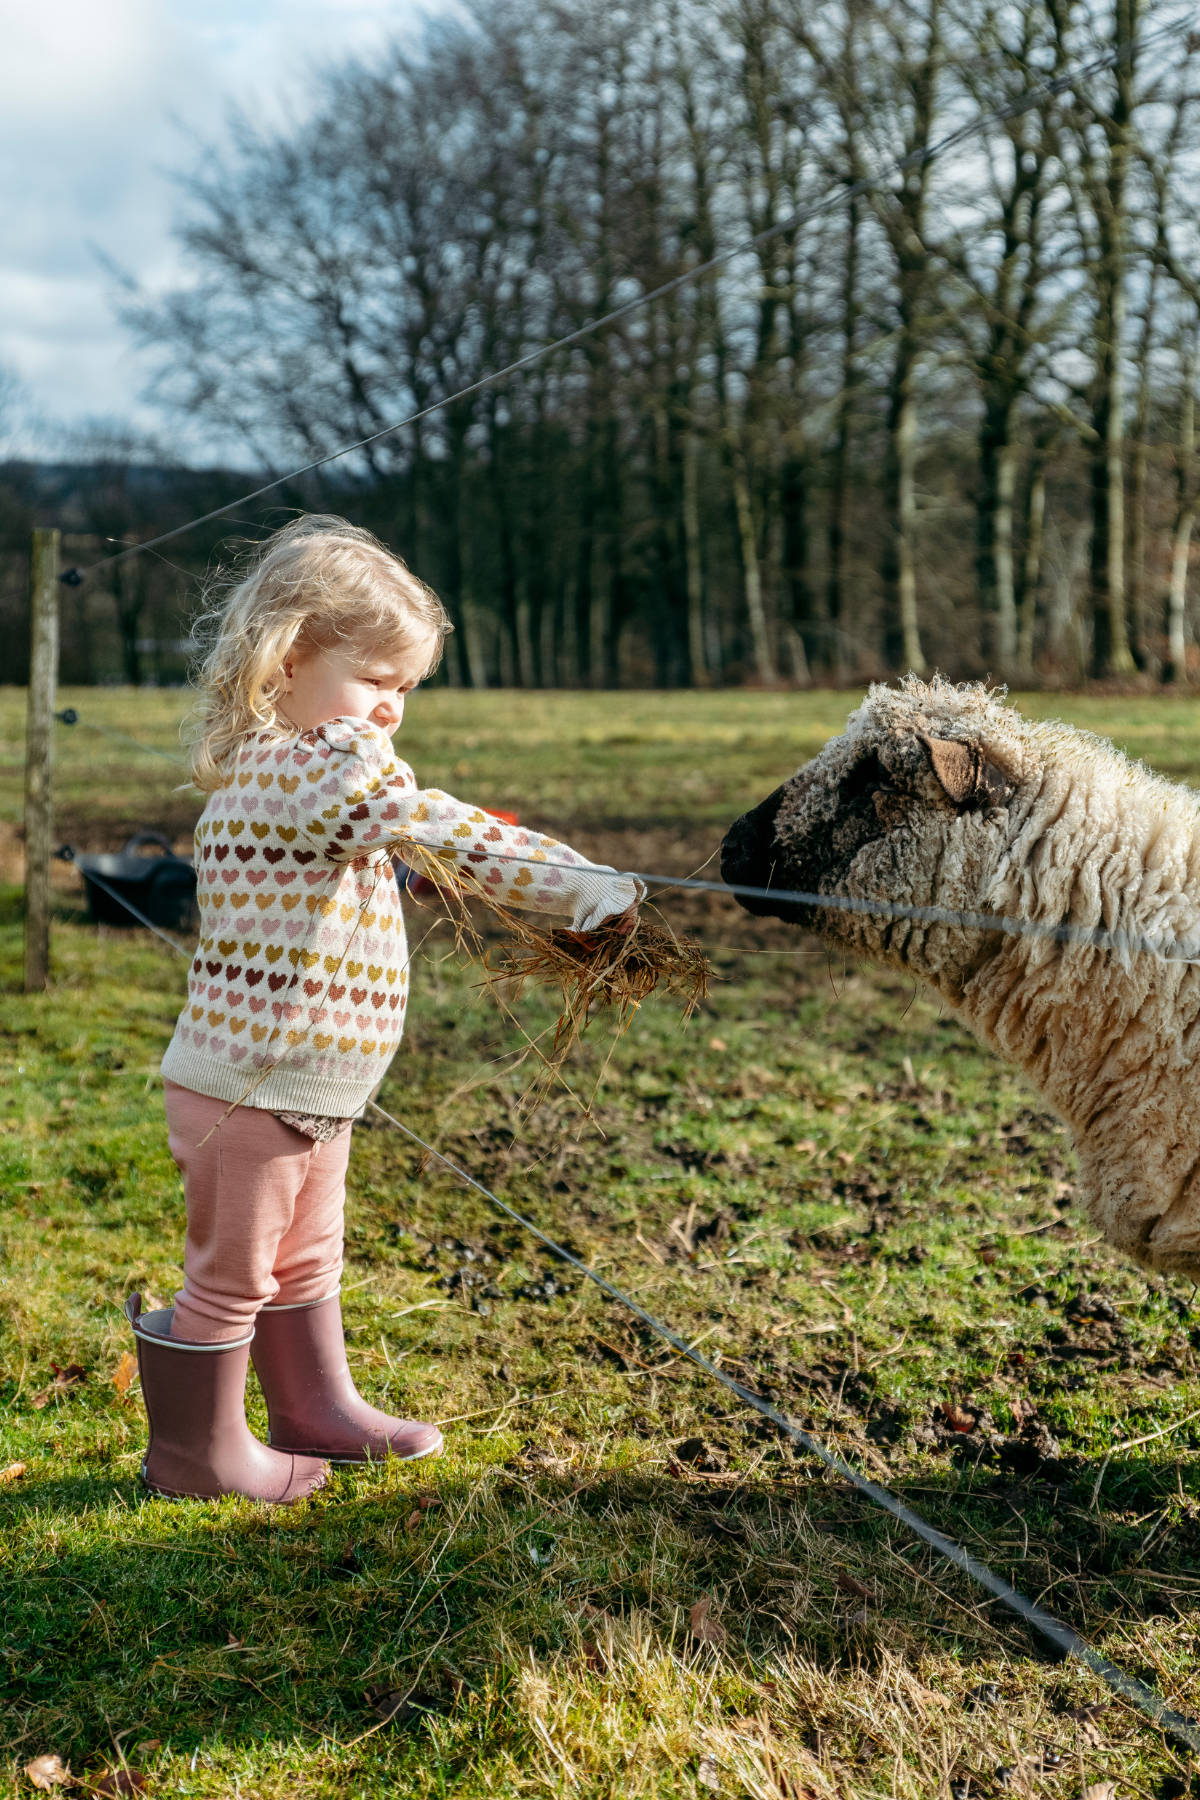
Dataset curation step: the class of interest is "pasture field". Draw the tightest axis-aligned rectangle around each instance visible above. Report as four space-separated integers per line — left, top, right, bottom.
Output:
3 685 1200 1797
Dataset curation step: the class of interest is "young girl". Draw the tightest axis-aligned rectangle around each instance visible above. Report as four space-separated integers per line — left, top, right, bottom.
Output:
125 516 642 1504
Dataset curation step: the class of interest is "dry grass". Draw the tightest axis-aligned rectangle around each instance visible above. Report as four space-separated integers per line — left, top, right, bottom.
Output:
398 833 709 1104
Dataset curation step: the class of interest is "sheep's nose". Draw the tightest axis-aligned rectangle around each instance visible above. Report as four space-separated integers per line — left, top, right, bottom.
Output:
721 785 790 915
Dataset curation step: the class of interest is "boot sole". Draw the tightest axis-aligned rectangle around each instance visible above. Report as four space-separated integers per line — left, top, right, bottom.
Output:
269 1438 443 1465
140 1462 327 1502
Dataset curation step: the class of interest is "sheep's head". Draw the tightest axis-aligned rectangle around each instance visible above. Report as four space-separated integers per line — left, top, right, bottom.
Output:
721 678 1033 994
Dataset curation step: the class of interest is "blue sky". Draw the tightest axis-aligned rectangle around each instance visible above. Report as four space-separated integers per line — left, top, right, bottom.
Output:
0 0 446 455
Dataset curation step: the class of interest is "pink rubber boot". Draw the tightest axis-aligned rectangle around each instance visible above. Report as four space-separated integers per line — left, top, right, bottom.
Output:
125 1294 328 1503
250 1291 443 1464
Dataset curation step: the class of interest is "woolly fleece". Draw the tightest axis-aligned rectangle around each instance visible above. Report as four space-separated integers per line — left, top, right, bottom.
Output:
722 676 1200 1277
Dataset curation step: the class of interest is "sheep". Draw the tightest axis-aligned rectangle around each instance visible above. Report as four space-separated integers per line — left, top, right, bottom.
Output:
721 675 1200 1278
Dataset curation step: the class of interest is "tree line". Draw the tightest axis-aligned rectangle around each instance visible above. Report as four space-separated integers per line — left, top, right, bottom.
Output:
6 0 1200 689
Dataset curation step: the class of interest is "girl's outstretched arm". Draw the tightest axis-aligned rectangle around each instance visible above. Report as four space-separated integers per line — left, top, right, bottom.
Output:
280 718 642 928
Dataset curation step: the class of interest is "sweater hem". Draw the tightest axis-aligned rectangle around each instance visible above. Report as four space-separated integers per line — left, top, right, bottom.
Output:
160 1041 381 1117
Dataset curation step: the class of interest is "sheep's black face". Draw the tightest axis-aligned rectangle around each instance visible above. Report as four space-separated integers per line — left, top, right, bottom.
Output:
720 751 897 927
721 725 1015 944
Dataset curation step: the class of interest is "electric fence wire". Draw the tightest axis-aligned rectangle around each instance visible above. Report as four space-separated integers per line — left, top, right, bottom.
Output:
65 853 1200 1754
39 12 1195 597
54 708 185 763
48 699 1200 966
398 847 1200 966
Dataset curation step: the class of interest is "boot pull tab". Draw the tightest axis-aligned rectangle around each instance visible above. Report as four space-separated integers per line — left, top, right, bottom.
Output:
125 1292 143 1328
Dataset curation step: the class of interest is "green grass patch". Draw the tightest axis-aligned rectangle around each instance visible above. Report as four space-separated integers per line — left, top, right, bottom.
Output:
2 689 1200 1794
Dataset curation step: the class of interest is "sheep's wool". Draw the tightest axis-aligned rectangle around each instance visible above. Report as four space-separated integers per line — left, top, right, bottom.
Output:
723 676 1200 1277
161 716 638 1118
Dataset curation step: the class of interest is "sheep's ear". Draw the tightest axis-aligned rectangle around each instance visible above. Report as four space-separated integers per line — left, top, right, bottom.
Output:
917 733 1010 809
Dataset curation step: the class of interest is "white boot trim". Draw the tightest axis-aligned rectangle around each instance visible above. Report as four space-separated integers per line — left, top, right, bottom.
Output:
258 1286 342 1314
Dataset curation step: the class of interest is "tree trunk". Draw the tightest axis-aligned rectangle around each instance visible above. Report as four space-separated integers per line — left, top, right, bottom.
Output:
1128 261 1162 670
826 195 859 679
1164 355 1196 685
1091 265 1133 675
1165 512 1195 683
1016 460 1046 681
1087 0 1136 677
683 430 707 687
890 389 925 675
781 449 817 683
540 585 558 689
457 476 488 689
562 571 580 688
731 442 775 683
589 535 608 691
977 397 1017 674
515 570 535 688
995 441 1017 672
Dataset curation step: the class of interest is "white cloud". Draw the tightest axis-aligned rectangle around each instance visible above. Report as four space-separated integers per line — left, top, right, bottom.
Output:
0 0 446 454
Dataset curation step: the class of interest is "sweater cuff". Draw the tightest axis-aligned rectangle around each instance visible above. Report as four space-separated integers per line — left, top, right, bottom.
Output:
571 871 645 931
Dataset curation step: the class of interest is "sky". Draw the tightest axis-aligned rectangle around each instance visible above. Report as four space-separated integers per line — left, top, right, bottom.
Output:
0 0 446 458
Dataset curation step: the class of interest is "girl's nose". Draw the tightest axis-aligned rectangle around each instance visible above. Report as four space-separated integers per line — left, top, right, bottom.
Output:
374 693 404 730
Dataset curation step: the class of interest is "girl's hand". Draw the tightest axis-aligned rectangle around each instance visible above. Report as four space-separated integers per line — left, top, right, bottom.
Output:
611 902 639 936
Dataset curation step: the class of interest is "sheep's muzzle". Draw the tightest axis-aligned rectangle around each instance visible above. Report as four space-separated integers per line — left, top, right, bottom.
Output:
721 750 894 926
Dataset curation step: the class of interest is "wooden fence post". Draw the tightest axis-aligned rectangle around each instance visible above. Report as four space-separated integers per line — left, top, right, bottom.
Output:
24 528 60 994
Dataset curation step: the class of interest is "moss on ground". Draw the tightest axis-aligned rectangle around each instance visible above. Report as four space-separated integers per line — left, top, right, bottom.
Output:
2 689 1200 1795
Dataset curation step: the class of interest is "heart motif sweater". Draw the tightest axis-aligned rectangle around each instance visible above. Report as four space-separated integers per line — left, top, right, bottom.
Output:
160 717 641 1117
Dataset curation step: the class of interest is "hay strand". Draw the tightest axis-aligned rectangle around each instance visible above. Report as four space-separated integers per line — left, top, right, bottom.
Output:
394 837 710 1097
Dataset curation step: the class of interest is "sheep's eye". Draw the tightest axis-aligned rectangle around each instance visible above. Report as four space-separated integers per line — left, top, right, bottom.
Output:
839 752 893 807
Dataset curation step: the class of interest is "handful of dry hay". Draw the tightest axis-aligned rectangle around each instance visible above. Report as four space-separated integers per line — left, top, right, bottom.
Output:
395 836 710 1081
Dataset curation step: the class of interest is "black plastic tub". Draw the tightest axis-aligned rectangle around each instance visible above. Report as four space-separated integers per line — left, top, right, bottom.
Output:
74 833 198 933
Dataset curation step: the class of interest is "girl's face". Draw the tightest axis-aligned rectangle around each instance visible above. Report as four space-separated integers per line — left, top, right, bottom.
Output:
277 636 435 736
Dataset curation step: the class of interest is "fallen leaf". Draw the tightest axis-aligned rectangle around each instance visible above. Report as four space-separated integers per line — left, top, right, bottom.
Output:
24 1754 71 1791
940 1401 976 1433
708 1037 726 1052
85 1772 147 1796
697 1751 721 1792
1065 1702 1109 1746
31 1364 89 1410
518 1439 571 1474
112 1352 139 1395
131 1741 161 1759
794 1138 817 1155
689 1596 727 1645
405 1509 422 1532
835 1571 871 1600
1080 1783 1118 1800
0 1461 26 1483
674 1436 728 1473
368 1686 444 1727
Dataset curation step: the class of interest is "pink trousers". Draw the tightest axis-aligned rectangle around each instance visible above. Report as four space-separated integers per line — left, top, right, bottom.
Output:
164 1080 350 1342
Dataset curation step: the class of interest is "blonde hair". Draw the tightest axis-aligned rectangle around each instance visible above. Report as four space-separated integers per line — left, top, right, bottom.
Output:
187 515 452 791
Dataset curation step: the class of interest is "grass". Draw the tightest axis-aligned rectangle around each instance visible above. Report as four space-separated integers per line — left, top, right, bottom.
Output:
3 685 1200 1795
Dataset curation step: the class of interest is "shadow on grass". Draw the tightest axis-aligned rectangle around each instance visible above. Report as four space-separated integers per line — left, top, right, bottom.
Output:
3 1446 1198 1792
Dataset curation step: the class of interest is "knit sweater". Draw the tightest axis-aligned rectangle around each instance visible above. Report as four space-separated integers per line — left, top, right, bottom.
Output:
160 717 641 1116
